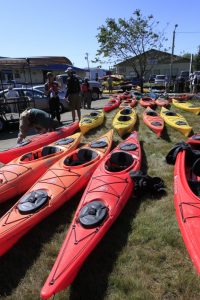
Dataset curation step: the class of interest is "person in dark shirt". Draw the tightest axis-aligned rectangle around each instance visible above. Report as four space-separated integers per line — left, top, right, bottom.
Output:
81 78 91 109
17 108 59 144
44 72 61 123
65 67 81 122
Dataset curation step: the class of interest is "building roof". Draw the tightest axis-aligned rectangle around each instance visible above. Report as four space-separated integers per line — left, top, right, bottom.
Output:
115 49 190 66
0 56 72 68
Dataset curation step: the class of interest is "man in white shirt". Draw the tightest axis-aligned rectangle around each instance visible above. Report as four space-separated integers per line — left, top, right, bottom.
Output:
5 86 19 113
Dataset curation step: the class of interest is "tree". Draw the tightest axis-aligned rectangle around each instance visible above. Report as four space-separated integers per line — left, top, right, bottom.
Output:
95 9 167 92
194 46 200 70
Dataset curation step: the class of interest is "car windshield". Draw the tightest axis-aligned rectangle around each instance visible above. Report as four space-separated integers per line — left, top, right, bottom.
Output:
156 75 165 80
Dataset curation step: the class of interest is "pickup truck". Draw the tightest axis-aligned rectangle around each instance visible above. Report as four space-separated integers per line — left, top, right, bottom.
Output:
56 74 103 100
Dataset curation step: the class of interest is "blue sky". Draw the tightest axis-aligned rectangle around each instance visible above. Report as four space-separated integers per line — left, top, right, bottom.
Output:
1 0 200 69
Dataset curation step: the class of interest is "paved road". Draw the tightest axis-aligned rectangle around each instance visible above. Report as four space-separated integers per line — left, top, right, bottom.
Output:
0 95 110 151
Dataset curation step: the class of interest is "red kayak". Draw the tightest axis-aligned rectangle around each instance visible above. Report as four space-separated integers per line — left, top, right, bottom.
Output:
119 91 133 100
119 98 137 110
0 130 113 256
174 139 200 273
143 107 164 137
0 121 79 164
139 97 155 108
155 98 170 107
41 131 141 299
0 132 82 204
188 133 200 146
103 98 120 112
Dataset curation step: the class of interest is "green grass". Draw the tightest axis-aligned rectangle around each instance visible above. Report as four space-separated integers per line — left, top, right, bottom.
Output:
0 99 200 300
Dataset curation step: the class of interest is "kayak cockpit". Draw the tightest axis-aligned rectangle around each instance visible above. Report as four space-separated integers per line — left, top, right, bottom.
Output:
105 151 134 172
64 148 99 166
118 115 131 122
20 146 62 162
188 157 200 197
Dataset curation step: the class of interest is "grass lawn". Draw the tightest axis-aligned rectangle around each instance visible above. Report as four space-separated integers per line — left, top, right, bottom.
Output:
0 97 200 300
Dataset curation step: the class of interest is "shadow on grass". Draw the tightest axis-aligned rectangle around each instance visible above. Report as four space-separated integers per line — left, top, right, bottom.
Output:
161 125 171 142
69 191 142 300
0 191 83 296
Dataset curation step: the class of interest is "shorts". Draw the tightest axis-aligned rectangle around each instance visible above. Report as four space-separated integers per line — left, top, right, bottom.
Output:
68 93 81 110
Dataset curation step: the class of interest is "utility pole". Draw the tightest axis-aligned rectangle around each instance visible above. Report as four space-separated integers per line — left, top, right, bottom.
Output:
169 24 178 85
85 52 90 79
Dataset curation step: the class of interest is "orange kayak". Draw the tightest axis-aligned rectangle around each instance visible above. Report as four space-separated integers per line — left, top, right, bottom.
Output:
0 121 79 164
155 98 170 107
139 97 156 108
119 98 137 109
41 131 142 299
0 132 82 204
143 107 164 137
0 130 113 256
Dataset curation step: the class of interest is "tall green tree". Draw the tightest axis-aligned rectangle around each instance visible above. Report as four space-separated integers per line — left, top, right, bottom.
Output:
194 46 200 70
95 9 167 92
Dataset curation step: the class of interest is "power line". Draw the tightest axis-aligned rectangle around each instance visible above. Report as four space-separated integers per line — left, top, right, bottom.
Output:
177 31 200 34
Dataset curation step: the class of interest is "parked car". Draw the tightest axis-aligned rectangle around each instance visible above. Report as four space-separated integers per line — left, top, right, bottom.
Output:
0 88 69 113
33 85 66 100
176 71 190 82
154 75 167 85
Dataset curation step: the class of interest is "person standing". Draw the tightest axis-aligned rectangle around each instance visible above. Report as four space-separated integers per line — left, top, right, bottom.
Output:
65 67 81 122
192 74 198 93
44 72 61 124
81 78 91 109
107 75 113 94
5 86 19 113
17 108 59 144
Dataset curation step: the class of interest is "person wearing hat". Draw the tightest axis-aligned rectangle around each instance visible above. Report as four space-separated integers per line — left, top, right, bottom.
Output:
65 67 81 122
17 108 60 144
44 72 61 124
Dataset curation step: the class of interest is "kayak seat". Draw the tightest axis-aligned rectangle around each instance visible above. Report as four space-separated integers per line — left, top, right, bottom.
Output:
192 158 200 177
118 115 131 122
106 151 134 172
41 146 62 157
188 180 200 197
165 111 177 116
64 148 98 166
146 111 157 116
21 152 34 161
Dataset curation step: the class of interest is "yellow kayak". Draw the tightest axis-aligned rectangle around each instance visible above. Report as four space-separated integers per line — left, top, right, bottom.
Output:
79 110 105 135
103 89 123 94
172 99 200 115
160 107 192 137
112 107 137 137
